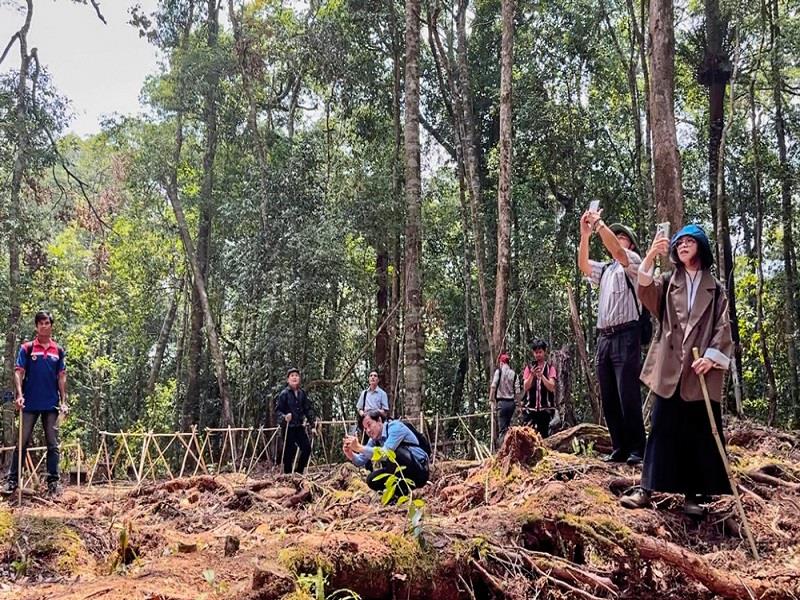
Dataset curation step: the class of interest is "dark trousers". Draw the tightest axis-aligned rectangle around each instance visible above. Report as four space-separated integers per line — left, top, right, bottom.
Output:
496 399 516 445
366 446 429 497
8 410 60 484
522 409 551 439
642 392 731 496
596 327 645 457
281 426 311 474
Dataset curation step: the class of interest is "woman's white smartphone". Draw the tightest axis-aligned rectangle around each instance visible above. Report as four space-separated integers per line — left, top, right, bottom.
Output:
656 222 670 239
589 200 600 212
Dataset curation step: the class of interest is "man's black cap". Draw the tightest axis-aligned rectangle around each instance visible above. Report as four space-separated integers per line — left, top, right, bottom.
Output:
286 367 300 377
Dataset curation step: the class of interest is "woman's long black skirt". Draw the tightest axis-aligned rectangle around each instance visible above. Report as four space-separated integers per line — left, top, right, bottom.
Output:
642 391 731 496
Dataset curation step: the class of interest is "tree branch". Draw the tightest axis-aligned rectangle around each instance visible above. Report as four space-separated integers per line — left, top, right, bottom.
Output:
87 0 108 24
0 32 20 67
419 113 456 159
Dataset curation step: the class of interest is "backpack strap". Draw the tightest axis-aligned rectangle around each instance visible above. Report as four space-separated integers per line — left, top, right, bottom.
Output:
389 420 420 448
621 271 642 318
602 262 642 318
357 389 368 411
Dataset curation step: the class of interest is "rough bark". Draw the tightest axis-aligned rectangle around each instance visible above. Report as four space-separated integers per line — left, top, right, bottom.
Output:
402 0 425 419
2 0 32 452
492 0 514 361
648 0 684 229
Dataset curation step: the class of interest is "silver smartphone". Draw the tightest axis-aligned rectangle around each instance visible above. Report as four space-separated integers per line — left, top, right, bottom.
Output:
656 221 670 239
589 200 600 212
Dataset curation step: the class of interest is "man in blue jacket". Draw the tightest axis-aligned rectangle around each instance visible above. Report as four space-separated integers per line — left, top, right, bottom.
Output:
4 311 67 496
343 410 429 498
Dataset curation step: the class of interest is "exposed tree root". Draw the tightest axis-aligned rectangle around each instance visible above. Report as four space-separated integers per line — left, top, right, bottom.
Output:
2 422 799 600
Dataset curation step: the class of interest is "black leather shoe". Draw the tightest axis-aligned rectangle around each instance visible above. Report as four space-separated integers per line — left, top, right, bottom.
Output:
683 497 704 517
620 487 651 509
47 480 61 497
604 449 628 463
626 452 644 466
1 480 17 495
619 487 650 508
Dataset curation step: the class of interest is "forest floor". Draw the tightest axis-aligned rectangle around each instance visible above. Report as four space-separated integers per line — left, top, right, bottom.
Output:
1 420 799 600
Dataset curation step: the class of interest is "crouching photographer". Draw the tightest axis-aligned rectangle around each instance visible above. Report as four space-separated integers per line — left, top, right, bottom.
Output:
343 410 430 498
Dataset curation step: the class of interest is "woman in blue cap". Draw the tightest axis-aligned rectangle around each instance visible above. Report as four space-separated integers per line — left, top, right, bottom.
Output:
620 224 733 516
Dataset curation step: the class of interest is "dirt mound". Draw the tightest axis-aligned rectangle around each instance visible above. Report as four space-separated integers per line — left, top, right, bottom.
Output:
0 421 798 599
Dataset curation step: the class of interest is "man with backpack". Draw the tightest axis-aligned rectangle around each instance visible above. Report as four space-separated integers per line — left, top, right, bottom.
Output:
489 353 520 447
343 410 429 499
578 209 647 466
4 311 67 496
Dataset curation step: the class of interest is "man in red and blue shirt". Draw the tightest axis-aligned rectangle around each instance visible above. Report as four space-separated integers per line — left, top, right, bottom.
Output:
4 311 67 496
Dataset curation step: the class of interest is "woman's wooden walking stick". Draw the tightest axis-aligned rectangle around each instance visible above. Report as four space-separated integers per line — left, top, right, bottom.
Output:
692 347 759 559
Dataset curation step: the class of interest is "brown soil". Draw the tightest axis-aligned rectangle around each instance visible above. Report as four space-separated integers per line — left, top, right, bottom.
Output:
1 421 799 600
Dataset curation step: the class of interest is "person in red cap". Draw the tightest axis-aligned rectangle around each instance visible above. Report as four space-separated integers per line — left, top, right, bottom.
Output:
489 352 521 447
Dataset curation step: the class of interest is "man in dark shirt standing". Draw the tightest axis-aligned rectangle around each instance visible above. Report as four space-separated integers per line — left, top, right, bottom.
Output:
275 367 315 474
4 311 67 496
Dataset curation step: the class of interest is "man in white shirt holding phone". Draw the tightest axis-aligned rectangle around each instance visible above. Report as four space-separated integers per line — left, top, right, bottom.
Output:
578 205 647 466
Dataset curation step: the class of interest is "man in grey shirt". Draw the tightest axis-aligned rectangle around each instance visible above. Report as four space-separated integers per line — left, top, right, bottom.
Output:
489 353 521 446
356 370 389 420
578 210 646 466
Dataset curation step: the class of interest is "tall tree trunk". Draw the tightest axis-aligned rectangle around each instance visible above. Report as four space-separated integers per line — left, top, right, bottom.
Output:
492 0 514 361
146 282 180 398
428 3 479 411
458 169 478 413
456 0 492 374
2 0 32 452
402 0 424 419
627 0 655 233
390 235 403 412
321 290 340 424
168 116 233 428
185 0 225 428
648 0 684 229
602 0 646 231
702 0 743 413
769 0 800 423
749 82 778 424
173 279 190 430
375 246 391 384
387 0 402 412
